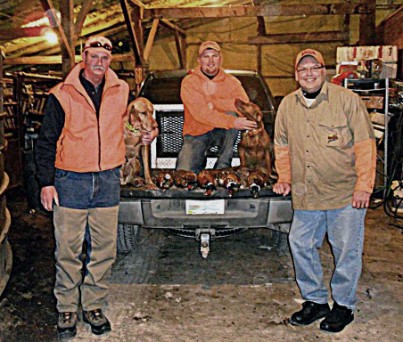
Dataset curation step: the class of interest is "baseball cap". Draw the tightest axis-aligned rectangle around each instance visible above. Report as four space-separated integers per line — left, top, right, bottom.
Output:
199 41 221 55
83 36 113 56
295 49 325 69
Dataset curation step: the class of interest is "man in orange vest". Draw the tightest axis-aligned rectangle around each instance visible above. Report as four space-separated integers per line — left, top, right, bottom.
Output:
36 36 156 339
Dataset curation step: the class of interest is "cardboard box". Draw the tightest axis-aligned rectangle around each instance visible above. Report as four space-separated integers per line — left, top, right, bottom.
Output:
362 96 384 109
336 45 398 78
337 45 398 63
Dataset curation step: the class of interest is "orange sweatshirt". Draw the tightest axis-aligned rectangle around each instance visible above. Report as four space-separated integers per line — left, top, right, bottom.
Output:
180 66 249 136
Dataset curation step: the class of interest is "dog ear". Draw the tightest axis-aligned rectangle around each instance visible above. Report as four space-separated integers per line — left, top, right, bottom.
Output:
145 98 154 114
127 104 135 123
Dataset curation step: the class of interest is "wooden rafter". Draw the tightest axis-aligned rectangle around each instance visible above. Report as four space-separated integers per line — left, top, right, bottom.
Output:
144 19 159 62
160 19 186 37
0 27 49 40
120 0 143 65
249 31 349 45
39 0 75 61
3 53 135 65
74 0 93 40
143 2 373 20
174 31 186 68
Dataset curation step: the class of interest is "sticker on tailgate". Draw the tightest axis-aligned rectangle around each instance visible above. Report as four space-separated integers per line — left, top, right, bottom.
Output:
186 199 225 215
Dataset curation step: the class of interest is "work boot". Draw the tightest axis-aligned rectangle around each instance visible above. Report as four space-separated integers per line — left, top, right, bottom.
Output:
289 301 330 326
57 312 78 340
320 302 354 333
83 309 111 335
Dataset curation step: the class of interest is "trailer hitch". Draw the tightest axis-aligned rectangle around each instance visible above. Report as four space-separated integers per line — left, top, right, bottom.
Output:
196 229 215 259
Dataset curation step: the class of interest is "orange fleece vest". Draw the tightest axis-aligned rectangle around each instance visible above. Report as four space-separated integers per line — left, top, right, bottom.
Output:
51 62 129 173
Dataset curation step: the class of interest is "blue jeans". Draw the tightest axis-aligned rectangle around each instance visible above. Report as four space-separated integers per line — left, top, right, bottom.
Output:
176 127 239 174
54 168 121 209
289 204 366 310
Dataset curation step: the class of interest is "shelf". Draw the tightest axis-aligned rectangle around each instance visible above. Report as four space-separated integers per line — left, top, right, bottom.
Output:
344 78 391 194
27 110 44 116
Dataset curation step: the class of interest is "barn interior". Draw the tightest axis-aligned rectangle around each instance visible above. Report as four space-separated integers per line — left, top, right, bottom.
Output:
0 1 402 341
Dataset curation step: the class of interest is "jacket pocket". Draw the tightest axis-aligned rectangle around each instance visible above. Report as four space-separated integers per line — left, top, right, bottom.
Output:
318 122 351 148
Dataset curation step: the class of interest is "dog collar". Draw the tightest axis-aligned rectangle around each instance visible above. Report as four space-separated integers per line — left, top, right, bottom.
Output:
125 122 140 133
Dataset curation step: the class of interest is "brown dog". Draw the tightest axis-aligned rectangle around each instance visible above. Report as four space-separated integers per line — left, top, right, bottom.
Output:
235 99 272 177
120 97 158 189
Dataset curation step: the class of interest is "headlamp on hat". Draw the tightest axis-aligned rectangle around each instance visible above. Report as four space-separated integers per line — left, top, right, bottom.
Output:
83 36 113 55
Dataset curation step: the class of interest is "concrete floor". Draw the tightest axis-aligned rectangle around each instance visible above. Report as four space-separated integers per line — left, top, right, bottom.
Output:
0 190 402 342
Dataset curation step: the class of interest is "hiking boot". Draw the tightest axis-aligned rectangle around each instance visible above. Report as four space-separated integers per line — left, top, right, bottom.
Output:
57 312 78 340
83 309 111 335
320 302 354 333
289 301 330 326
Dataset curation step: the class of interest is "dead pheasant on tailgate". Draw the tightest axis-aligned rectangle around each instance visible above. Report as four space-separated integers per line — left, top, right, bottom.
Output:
247 169 269 199
216 169 241 197
197 170 218 196
152 169 174 190
173 169 198 191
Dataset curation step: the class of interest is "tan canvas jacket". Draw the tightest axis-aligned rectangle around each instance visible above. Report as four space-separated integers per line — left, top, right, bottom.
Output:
274 81 376 210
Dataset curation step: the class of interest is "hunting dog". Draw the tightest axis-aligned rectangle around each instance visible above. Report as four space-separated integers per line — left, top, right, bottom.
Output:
120 97 158 189
235 99 272 177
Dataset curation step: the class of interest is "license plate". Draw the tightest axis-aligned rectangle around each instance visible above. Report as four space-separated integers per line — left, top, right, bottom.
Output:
186 199 225 215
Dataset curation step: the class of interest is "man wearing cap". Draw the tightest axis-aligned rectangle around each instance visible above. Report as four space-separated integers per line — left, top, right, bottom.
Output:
176 41 257 173
35 36 155 339
273 49 376 333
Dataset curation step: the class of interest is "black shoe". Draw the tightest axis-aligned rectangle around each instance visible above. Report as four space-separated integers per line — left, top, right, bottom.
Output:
57 312 78 340
289 301 330 326
320 302 354 333
83 309 111 335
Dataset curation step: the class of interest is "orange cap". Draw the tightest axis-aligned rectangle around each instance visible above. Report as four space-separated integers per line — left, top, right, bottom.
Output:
199 41 221 55
295 49 325 69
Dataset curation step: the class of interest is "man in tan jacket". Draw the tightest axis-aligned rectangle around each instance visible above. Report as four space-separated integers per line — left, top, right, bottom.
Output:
273 49 376 333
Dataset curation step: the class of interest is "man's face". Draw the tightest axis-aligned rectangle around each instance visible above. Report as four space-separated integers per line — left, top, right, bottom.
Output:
198 49 222 77
295 56 326 93
82 50 112 79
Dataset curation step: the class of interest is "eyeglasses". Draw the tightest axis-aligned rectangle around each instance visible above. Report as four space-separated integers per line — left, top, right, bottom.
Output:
85 41 112 51
297 65 324 74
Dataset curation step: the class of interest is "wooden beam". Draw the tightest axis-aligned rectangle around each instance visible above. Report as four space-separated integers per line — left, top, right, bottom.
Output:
253 0 266 36
60 0 75 74
359 0 376 45
40 0 75 61
174 31 186 69
144 19 159 62
143 3 372 20
248 31 349 44
74 0 93 40
0 27 50 40
160 19 186 37
120 0 142 65
3 54 134 65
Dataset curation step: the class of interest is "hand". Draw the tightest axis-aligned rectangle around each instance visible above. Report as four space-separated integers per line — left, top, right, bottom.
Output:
141 128 158 145
273 182 291 196
233 117 257 130
352 190 371 209
40 186 59 211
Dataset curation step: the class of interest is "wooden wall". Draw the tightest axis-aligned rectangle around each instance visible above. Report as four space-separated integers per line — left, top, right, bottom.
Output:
146 6 402 97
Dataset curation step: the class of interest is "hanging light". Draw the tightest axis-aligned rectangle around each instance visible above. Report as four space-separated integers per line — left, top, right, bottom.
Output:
44 29 58 44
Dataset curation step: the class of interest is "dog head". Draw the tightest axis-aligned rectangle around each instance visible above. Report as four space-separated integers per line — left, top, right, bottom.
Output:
126 97 156 133
234 99 262 123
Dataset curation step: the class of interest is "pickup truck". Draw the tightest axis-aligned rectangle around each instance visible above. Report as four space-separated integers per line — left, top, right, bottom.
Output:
118 69 293 258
